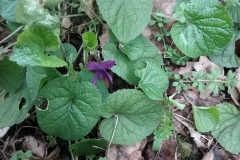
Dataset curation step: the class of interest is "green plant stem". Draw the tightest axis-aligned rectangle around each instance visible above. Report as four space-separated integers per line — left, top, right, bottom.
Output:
0 25 24 45
183 79 226 83
60 14 84 18
153 12 180 21
83 49 88 66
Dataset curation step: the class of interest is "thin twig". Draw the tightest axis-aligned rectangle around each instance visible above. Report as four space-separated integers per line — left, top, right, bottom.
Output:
1 42 17 55
107 114 119 157
182 92 195 107
0 26 24 45
153 12 180 21
174 114 211 142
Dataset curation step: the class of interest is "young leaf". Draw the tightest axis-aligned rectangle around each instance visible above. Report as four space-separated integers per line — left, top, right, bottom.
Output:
60 43 78 63
10 27 67 67
96 0 152 43
0 57 24 92
82 32 98 51
212 103 240 154
100 89 162 145
36 77 102 140
135 62 169 100
69 139 107 156
170 0 233 58
193 106 219 132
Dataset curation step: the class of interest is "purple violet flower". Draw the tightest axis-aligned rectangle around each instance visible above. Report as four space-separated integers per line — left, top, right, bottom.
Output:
86 60 115 86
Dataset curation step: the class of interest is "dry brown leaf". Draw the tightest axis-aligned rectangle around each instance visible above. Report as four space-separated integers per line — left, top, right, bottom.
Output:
22 136 46 158
232 67 240 106
129 151 144 160
231 87 240 106
107 139 147 160
178 62 195 75
159 137 177 160
99 24 109 47
142 26 153 40
83 0 95 19
202 148 220 160
152 0 176 29
189 129 206 148
61 18 72 29
193 56 223 74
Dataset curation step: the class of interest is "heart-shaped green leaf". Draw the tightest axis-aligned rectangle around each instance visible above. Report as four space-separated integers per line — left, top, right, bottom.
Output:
37 77 102 140
135 62 169 100
97 0 152 43
226 5 240 23
209 30 240 68
10 27 67 67
193 106 219 132
211 103 240 154
102 43 140 85
100 89 162 145
171 0 233 58
82 32 98 51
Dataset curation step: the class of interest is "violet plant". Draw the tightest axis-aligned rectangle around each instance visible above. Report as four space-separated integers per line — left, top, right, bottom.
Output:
0 0 240 158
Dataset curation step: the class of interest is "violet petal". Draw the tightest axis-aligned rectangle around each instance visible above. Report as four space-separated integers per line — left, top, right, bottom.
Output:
101 60 115 69
96 70 105 80
104 70 113 83
92 74 97 86
86 61 101 71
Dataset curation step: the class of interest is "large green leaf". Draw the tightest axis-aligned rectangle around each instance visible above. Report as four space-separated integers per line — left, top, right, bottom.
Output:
119 34 163 68
120 34 161 61
211 103 240 154
226 5 240 23
193 106 219 132
100 89 162 145
15 0 59 29
0 82 31 128
0 0 20 22
102 43 140 85
209 30 240 68
135 62 169 100
0 57 24 92
69 139 107 156
96 0 152 43
170 0 233 58
102 36 163 85
36 77 102 140
78 69 109 101
10 27 67 67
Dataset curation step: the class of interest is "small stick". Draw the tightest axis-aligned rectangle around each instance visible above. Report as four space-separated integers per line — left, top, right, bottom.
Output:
0 26 24 45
